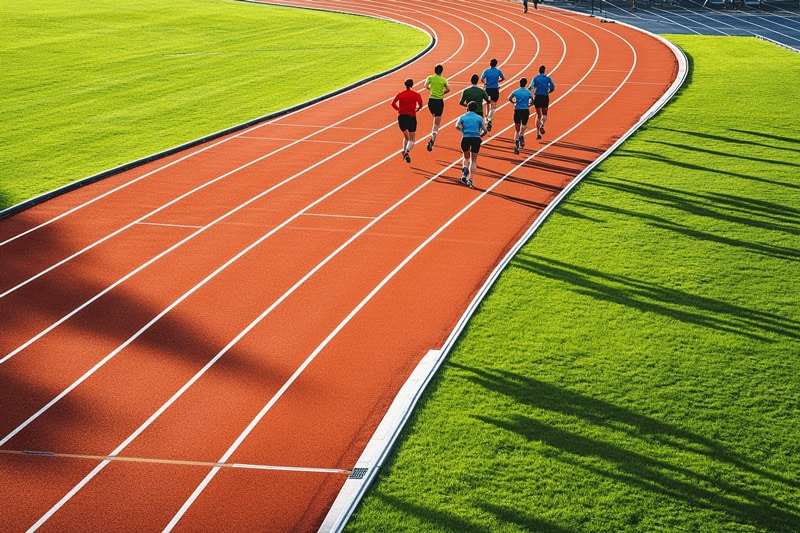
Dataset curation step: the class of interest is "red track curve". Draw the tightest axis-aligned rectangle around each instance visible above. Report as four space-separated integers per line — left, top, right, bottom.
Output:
0 0 685 530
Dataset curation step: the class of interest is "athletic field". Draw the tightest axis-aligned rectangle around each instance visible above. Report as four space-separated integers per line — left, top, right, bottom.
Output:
2 1 798 531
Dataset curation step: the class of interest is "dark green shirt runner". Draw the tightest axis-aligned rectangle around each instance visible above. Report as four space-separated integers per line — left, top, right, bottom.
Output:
459 86 490 116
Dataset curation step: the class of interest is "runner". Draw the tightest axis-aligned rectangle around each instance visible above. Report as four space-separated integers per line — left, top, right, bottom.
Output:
531 65 555 140
424 64 450 151
480 58 505 131
455 101 488 189
459 74 491 124
508 77 534 155
391 78 424 162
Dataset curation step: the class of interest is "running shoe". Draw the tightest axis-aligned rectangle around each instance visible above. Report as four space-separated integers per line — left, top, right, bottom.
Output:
487 118 492 132
536 133 542 140
404 152 411 163
514 140 520 155
461 166 469 185
540 126 545 135
427 139 434 152
467 178 473 188
519 134 525 147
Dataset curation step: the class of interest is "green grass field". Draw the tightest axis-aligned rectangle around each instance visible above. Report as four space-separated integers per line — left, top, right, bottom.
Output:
1 0 428 209
3 2 799 532
346 37 800 532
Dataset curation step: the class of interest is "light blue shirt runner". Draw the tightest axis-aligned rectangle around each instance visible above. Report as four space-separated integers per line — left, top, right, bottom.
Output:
457 111 486 137
510 87 533 109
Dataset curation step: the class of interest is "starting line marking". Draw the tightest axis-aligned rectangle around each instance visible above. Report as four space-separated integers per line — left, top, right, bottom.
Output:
1 449 348 475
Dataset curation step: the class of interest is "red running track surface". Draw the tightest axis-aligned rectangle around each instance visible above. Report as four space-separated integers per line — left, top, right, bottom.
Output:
0 0 685 530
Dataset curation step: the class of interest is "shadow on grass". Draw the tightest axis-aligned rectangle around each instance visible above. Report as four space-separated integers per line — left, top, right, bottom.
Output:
369 492 486 533
728 128 800 148
576 177 800 259
456 364 800 532
369 491 574 533
511 254 799 341
653 126 800 155
642 137 800 169
612 144 799 190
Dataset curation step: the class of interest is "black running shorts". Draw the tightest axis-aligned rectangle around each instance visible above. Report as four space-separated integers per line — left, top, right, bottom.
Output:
513 109 530 125
486 88 500 102
534 94 550 109
428 98 444 117
398 114 417 132
460 137 482 154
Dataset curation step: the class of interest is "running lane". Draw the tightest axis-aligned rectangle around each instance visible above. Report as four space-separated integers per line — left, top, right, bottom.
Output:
0 0 684 530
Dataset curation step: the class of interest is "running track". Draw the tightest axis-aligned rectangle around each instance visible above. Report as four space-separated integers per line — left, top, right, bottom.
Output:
0 0 685 530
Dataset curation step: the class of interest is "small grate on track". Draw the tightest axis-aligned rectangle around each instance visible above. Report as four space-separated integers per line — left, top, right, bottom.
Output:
349 467 368 480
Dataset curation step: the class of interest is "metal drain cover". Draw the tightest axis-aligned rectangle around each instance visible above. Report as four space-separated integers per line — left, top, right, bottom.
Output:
349 467 368 479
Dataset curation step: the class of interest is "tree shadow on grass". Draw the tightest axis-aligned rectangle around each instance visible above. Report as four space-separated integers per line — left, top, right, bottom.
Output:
455 364 800 532
611 146 799 190
565 198 799 262
651 126 800 155
728 128 800 149
595 177 800 231
576 177 800 262
366 491 574 533
368 491 487 533
511 254 800 341
642 139 799 170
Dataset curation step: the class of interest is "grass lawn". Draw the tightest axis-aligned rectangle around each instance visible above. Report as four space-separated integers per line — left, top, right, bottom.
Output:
345 36 800 532
1 0 429 210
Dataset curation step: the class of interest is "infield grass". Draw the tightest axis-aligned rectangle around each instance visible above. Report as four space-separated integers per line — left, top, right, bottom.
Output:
1 0 428 210
345 36 800 532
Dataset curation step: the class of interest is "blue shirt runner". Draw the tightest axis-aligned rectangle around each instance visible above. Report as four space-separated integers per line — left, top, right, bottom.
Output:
481 67 505 89
456 111 486 137
532 74 555 95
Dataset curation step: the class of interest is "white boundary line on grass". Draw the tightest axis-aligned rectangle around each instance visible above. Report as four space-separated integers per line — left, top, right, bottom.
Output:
318 18 690 533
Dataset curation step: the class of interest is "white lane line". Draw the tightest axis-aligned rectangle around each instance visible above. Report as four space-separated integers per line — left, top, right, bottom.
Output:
12 13 472 532
301 213 377 220
240 136 355 145
137 222 205 229
324 4 676 530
